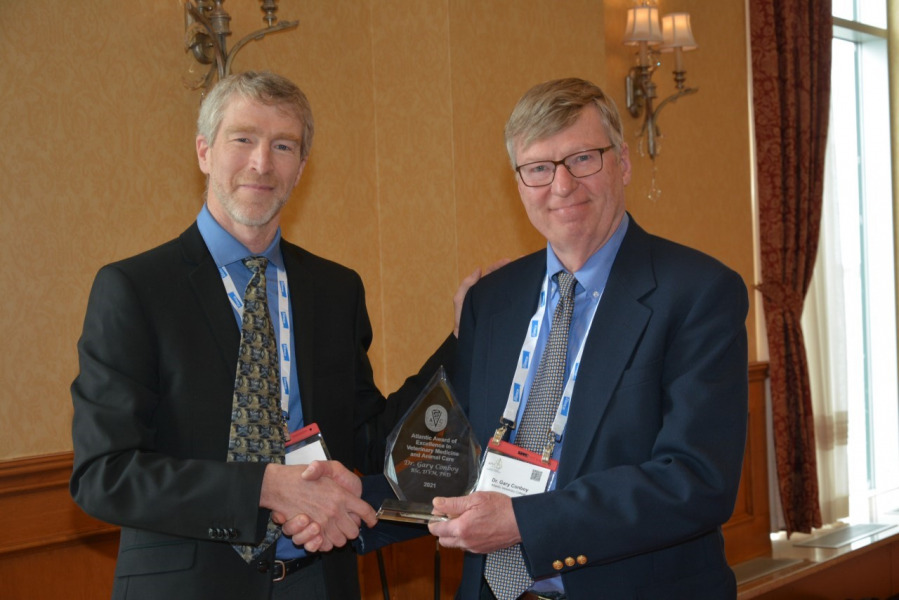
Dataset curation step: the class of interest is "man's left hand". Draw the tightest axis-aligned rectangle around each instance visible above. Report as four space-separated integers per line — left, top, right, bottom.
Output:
427 492 521 554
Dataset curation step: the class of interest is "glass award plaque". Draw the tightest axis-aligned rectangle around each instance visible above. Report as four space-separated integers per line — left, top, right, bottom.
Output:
378 366 481 524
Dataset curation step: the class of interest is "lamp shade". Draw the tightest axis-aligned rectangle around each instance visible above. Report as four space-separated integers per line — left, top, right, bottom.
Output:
623 6 663 45
660 13 698 51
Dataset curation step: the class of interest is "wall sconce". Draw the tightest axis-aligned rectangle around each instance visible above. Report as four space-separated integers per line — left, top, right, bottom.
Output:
623 2 698 161
183 0 298 92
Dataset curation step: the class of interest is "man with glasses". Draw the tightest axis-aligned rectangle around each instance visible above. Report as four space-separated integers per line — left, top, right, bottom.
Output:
426 78 749 599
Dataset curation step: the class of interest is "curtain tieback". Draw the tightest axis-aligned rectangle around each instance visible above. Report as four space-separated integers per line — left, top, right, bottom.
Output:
756 282 805 317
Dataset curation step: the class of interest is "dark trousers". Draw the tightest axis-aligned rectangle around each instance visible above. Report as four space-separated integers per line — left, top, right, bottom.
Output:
271 558 327 600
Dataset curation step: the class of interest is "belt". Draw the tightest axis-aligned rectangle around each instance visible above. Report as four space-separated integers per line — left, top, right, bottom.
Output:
272 555 319 582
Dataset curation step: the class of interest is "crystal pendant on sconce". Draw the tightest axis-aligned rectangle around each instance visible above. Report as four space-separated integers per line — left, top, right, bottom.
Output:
648 162 662 202
636 133 663 202
636 132 662 159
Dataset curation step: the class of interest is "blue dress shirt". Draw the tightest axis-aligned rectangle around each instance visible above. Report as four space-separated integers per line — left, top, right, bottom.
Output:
197 205 306 559
510 214 629 592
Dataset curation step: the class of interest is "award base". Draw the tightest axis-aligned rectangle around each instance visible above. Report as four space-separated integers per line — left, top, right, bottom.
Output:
376 498 449 524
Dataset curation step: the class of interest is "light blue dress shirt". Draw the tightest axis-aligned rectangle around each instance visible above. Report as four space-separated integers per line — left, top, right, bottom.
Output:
510 213 629 592
196 205 306 559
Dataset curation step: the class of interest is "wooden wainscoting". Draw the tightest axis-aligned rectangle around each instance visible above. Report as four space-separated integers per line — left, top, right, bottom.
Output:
723 362 773 565
0 363 770 599
0 452 118 599
359 538 465 599
0 452 462 599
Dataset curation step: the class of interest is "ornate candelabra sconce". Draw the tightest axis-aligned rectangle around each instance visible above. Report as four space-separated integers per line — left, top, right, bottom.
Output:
182 0 298 92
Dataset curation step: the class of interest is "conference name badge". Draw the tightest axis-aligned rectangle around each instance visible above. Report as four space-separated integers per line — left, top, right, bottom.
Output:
285 423 331 465
474 440 558 498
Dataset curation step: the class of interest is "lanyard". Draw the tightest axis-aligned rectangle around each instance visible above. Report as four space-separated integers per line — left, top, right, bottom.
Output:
219 264 292 418
494 274 600 461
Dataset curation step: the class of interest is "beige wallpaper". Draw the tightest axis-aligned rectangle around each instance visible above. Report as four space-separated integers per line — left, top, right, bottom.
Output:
0 0 756 460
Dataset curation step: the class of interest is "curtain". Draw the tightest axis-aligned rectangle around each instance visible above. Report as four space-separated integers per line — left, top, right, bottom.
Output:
801 122 850 525
750 0 832 535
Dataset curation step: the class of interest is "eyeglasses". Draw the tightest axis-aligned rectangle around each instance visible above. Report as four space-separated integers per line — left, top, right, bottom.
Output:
515 146 615 187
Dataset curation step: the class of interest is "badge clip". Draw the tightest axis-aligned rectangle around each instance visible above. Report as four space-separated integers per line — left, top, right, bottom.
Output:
541 439 556 464
492 422 510 447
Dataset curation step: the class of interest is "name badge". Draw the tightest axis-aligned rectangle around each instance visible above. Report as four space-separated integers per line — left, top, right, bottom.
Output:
285 423 330 465
475 440 558 497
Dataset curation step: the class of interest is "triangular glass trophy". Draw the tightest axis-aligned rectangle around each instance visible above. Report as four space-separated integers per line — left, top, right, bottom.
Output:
378 366 481 524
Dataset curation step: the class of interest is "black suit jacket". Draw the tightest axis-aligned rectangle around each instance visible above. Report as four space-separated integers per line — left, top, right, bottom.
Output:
71 223 451 599
453 217 748 599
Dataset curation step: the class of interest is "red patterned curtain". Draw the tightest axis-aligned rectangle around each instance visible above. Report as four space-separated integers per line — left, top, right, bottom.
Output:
750 0 832 535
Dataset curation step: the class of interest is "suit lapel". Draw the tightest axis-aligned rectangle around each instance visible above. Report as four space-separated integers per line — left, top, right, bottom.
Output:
281 242 317 423
181 224 241 379
557 222 657 484
183 227 318 423
473 253 547 444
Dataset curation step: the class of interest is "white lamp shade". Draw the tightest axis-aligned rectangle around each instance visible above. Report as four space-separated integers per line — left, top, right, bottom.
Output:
660 13 698 51
623 6 663 45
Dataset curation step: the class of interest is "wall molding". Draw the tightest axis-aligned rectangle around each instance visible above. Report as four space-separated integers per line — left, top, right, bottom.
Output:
0 451 118 557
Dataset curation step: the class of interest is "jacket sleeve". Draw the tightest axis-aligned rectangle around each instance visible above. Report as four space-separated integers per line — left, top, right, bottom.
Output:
513 265 749 578
70 264 270 545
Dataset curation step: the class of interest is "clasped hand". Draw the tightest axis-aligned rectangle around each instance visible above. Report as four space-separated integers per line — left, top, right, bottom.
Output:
263 460 376 553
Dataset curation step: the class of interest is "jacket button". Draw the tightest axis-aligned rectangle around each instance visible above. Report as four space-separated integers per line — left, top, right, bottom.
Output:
565 556 576 567
577 555 587 565
552 560 564 571
257 560 271 573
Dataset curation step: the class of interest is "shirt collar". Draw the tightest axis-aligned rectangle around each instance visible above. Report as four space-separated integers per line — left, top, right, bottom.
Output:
546 212 629 297
197 203 285 270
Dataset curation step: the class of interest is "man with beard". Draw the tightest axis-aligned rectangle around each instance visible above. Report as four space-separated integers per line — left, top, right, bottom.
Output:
71 71 455 600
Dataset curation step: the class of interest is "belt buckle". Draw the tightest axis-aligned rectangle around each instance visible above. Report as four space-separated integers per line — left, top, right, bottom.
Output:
273 559 287 583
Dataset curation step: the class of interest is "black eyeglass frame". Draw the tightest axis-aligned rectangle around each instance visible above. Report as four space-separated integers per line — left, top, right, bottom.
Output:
515 145 615 188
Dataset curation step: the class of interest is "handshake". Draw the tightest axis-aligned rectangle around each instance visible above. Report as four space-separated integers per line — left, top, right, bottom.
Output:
261 461 377 553
260 460 522 557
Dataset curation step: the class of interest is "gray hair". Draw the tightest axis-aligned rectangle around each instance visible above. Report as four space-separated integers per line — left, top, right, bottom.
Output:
197 71 315 160
504 78 624 168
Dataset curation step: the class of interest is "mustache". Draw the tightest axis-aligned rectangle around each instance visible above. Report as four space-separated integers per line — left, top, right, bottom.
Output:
238 178 277 187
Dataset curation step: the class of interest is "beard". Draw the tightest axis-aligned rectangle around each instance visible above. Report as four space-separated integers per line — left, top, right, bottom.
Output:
209 177 289 228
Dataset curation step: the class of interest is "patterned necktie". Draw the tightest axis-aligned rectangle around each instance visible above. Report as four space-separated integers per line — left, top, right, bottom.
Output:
227 257 287 562
484 271 577 600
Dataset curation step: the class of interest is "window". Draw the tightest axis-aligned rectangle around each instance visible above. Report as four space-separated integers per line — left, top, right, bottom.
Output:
802 0 898 526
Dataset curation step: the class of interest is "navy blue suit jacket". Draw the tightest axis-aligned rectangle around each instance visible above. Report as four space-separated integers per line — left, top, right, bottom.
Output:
453 217 748 599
